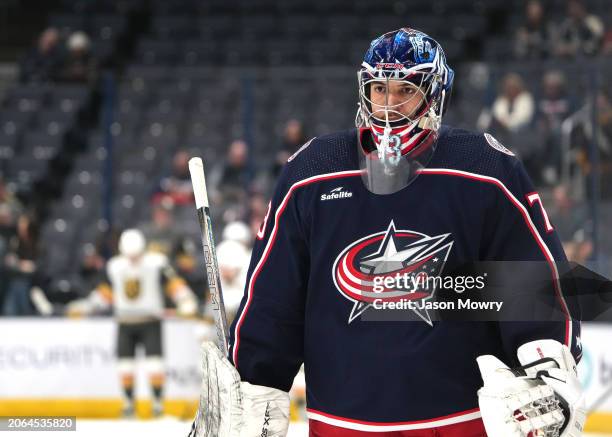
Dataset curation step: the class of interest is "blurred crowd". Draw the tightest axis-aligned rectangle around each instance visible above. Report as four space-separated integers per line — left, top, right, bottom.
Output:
0 111 308 317
20 27 98 85
1 0 610 318
479 0 611 183
513 0 608 59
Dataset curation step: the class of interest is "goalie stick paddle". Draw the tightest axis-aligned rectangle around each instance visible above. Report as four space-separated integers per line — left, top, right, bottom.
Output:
189 157 230 356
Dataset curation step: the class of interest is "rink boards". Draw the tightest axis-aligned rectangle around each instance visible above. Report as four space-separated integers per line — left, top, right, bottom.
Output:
0 318 202 419
0 318 610 432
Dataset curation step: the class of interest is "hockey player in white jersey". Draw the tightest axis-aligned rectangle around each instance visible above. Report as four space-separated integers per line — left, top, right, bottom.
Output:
68 229 197 417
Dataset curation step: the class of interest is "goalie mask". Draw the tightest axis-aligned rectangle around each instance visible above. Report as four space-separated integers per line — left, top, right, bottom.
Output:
356 28 454 194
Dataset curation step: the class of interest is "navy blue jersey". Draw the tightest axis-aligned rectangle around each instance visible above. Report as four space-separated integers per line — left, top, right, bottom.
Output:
228 126 581 432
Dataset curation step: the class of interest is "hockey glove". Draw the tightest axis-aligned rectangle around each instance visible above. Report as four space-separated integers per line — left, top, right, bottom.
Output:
189 341 290 437
477 339 585 437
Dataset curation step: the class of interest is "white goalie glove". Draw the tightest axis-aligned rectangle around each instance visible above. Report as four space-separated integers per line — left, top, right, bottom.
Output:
477 339 586 437
188 342 290 437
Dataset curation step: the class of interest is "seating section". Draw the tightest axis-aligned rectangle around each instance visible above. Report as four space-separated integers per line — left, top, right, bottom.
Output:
4 0 610 281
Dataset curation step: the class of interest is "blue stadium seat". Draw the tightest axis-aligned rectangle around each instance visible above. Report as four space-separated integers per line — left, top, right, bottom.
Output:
483 37 515 62
90 15 127 41
39 217 79 276
307 40 350 66
54 193 100 223
240 15 282 41
36 109 76 133
47 13 86 34
112 193 142 228
6 156 49 185
198 15 239 40
223 41 264 66
450 15 487 40
124 65 170 84
40 246 73 277
197 0 242 15
0 110 34 137
21 132 63 158
50 85 90 113
179 41 219 66
79 218 110 248
149 0 198 14
265 41 304 66
326 16 367 41
367 15 411 37
151 16 198 40
136 39 179 65
90 39 115 61
64 169 103 196
282 15 325 39
0 134 17 174
277 0 315 14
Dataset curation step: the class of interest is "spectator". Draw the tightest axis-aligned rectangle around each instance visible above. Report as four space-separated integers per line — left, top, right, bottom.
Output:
0 179 22 254
209 139 250 207
536 71 574 183
538 71 572 133
0 178 23 218
273 119 306 177
247 192 269 238
0 205 13 255
492 73 535 133
602 29 612 56
0 204 15 313
140 196 184 257
514 0 556 59
555 0 604 57
569 89 612 193
3 214 39 315
478 73 539 178
174 237 207 312
19 27 62 83
155 150 194 205
563 228 594 264
548 184 589 241
59 31 97 83
597 90 612 159
478 73 535 135
29 243 106 316
76 243 106 296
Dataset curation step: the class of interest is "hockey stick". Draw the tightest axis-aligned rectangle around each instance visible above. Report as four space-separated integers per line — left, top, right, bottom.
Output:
189 157 230 356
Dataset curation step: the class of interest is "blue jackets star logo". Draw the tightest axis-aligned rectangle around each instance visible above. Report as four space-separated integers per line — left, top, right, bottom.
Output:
332 221 453 325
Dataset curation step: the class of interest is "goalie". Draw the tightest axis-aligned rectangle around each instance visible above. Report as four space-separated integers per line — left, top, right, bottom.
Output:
67 229 197 417
190 28 584 436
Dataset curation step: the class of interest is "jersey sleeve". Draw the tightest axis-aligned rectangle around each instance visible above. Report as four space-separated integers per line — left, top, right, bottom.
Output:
481 160 582 364
228 165 309 392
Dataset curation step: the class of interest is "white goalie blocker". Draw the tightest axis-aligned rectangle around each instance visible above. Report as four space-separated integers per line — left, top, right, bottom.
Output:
188 342 290 437
477 339 586 437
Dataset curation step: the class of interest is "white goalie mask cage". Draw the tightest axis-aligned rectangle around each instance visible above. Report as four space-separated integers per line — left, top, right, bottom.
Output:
356 67 445 195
